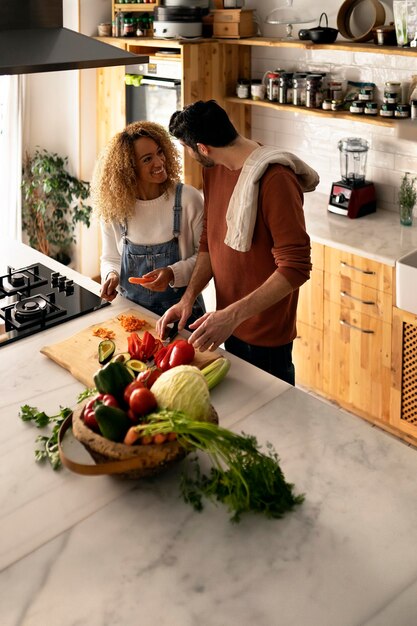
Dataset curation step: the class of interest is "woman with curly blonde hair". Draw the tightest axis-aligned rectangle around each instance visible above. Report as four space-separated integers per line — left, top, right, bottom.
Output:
91 120 205 323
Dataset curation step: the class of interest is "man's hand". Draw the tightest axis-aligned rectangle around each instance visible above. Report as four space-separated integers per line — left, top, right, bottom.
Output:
100 272 119 302
188 310 236 352
156 299 193 337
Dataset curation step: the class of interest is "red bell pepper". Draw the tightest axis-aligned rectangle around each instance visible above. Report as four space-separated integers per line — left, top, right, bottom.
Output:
168 339 195 368
154 346 168 369
140 331 156 361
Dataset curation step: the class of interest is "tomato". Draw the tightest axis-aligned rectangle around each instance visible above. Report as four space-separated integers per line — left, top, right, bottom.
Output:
83 407 99 431
129 387 157 416
137 367 163 389
101 394 119 408
168 339 195 368
123 380 145 406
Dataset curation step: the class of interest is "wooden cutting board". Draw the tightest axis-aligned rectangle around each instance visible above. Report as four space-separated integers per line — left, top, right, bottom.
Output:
40 308 218 389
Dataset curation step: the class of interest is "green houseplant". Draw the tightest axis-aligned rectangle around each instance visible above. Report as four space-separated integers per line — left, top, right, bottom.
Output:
22 148 93 264
398 171 417 226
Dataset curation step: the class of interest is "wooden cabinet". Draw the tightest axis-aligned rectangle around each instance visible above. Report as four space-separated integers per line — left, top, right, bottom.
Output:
390 307 417 445
322 248 393 423
293 242 324 390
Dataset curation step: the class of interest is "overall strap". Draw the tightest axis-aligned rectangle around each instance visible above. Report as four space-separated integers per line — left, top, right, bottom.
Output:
120 221 128 240
173 183 183 238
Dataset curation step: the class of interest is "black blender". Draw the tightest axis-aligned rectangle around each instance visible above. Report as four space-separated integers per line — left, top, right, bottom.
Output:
328 137 376 218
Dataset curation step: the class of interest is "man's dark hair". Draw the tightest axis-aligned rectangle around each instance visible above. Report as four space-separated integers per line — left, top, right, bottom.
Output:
169 100 238 151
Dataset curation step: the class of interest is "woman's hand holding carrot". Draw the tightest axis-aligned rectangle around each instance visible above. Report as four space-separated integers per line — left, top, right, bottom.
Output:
128 267 174 292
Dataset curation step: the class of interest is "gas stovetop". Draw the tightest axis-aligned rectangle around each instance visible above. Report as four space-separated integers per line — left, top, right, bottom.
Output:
0 262 110 347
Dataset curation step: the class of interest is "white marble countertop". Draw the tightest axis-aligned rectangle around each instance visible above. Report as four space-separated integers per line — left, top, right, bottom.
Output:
304 192 417 266
2 240 417 626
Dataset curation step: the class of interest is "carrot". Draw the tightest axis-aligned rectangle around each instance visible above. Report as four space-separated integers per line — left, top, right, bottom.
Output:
153 433 167 445
167 432 177 441
124 427 141 446
140 435 153 445
118 315 148 332
93 327 116 340
128 276 153 285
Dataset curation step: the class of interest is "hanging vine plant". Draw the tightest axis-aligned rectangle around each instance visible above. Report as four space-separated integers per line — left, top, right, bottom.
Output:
21 148 93 265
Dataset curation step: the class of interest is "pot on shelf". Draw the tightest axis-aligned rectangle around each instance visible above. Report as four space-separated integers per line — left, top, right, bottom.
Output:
301 13 338 43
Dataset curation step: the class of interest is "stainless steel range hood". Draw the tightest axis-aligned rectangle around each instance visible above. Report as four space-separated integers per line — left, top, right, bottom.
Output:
0 0 147 75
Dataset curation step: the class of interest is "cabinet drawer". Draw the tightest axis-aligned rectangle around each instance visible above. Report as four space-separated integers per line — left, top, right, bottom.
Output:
323 301 392 421
325 247 393 294
325 273 392 323
213 22 241 37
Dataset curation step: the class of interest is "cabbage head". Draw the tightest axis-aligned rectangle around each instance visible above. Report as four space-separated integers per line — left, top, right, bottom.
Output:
151 365 211 421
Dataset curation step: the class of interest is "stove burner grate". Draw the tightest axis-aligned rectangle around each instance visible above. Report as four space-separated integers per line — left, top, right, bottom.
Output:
0 264 48 298
1 292 67 332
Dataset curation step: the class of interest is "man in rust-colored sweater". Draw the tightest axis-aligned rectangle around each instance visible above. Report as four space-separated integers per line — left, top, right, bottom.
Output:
157 100 315 385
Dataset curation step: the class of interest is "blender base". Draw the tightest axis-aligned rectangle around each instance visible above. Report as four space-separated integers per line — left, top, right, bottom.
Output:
328 180 377 219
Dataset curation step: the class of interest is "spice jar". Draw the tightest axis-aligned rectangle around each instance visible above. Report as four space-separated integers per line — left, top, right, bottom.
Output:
331 99 343 111
358 86 374 101
278 72 293 104
250 79 265 101
329 80 343 101
264 70 281 102
236 78 250 99
350 100 364 114
292 73 307 107
411 100 417 120
364 101 378 116
384 81 401 103
395 103 411 118
322 98 332 110
379 103 396 118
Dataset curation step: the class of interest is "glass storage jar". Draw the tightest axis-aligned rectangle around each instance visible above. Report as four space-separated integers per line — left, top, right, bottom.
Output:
292 73 307 106
305 74 323 108
278 72 293 104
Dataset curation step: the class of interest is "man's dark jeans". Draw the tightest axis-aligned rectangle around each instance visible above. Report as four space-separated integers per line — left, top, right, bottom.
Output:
224 335 295 386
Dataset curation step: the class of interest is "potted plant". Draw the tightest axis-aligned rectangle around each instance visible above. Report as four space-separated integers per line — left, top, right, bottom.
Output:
21 148 93 265
398 171 417 226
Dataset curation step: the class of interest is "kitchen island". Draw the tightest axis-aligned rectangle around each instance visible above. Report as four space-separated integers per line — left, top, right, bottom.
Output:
2 240 417 626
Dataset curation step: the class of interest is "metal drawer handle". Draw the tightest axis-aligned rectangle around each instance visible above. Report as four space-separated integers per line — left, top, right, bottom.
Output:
340 291 376 306
340 319 374 334
340 261 375 275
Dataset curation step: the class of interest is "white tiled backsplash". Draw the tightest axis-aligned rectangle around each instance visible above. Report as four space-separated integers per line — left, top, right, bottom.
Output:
250 47 417 213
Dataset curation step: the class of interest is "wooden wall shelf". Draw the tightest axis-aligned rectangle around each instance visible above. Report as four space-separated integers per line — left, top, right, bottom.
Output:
225 96 397 127
222 37 417 57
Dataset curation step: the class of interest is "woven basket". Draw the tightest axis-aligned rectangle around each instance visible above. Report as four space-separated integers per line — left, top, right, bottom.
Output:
67 399 218 480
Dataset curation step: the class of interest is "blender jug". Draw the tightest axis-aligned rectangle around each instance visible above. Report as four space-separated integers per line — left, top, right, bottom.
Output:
338 137 369 185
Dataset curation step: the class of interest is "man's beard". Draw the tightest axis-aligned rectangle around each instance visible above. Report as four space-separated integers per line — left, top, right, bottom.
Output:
195 151 215 168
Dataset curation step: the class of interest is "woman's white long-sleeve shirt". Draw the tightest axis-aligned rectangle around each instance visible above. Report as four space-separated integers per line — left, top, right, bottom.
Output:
100 185 204 288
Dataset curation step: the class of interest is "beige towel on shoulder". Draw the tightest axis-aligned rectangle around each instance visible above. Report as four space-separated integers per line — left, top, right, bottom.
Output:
224 146 320 252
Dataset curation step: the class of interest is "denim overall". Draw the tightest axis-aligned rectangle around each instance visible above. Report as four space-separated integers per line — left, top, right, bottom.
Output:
119 183 205 324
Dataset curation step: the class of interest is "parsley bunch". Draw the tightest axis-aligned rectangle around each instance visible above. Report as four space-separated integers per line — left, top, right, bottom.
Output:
135 410 304 522
19 389 96 470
